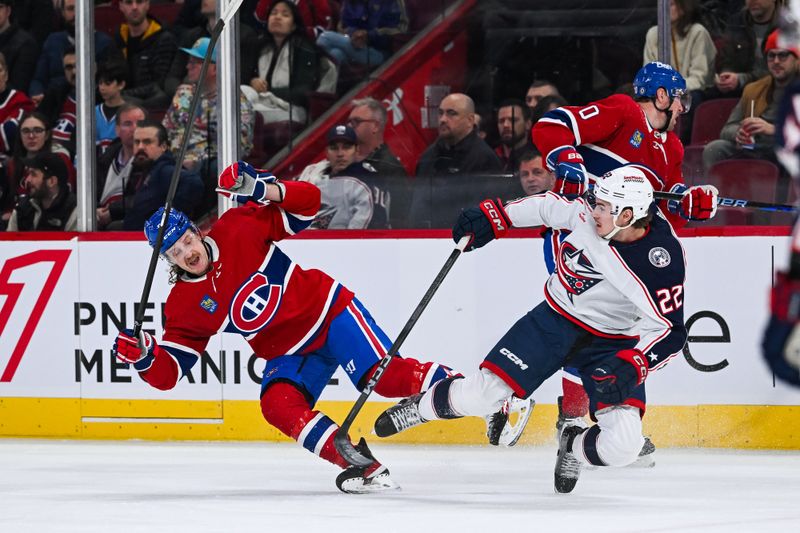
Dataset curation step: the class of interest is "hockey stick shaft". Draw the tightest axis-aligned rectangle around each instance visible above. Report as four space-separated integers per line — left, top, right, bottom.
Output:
132 1 243 337
654 191 797 213
334 236 471 466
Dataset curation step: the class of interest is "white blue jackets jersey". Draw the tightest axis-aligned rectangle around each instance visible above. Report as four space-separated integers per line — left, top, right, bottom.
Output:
505 193 688 369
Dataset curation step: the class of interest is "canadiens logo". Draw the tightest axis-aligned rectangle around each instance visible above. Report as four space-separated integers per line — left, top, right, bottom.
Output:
648 247 671 268
556 242 603 300
200 295 218 314
629 130 643 148
229 272 283 334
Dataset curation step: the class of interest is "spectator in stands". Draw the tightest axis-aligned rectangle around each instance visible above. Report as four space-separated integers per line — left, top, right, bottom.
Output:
1 111 75 227
0 0 38 94
165 0 258 98
162 37 254 213
255 0 332 41
711 0 780 98
38 48 77 157
525 80 561 113
517 148 555 196
114 0 178 109
96 60 129 154
316 0 408 69
29 0 118 105
244 0 321 124
5 152 75 232
118 119 203 230
644 0 716 143
529 94 568 127
415 93 501 177
410 92 502 228
298 124 392 229
0 52 34 158
703 30 798 171
495 99 534 173
13 0 56 48
346 96 409 226
96 103 146 230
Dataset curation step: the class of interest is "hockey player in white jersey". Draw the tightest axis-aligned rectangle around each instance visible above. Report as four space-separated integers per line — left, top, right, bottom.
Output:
374 166 688 493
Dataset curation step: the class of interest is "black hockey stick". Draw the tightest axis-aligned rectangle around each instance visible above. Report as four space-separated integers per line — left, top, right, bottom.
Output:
132 0 245 338
334 236 471 466
654 191 797 213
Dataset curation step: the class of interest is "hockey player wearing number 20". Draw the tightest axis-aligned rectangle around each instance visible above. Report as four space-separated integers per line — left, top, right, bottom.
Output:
112 161 458 494
375 167 688 494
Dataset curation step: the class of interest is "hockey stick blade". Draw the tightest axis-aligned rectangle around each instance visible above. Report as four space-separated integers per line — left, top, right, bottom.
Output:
334 236 471 467
654 191 797 213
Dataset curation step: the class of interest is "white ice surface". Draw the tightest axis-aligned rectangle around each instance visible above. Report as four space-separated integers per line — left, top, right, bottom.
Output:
0 440 798 533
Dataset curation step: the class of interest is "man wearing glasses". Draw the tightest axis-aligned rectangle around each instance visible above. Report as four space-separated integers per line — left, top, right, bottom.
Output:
703 29 799 171
346 97 410 226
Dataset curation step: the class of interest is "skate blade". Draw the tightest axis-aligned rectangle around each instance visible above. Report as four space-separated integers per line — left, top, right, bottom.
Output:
498 398 535 447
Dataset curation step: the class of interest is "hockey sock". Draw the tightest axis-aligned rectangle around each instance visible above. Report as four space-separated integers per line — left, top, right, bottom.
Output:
561 375 590 418
260 382 350 469
368 357 457 398
571 406 644 467
418 369 514 420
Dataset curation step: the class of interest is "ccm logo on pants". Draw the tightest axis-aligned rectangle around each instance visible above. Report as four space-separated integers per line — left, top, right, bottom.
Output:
500 347 528 371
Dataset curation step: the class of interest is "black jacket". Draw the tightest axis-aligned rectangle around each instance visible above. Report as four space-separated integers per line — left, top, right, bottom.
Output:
115 18 178 108
716 8 777 86
0 24 39 93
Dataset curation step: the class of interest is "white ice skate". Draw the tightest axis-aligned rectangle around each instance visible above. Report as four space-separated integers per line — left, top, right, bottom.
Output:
485 396 535 446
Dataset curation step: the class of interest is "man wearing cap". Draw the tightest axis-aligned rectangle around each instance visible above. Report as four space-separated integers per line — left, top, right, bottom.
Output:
6 152 76 231
703 29 800 172
298 124 392 229
162 37 254 214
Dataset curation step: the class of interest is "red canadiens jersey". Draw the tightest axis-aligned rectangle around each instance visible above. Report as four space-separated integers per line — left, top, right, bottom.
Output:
532 94 687 226
160 181 354 366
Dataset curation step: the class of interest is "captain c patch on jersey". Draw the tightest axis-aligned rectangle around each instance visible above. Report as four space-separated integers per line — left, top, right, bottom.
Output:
556 242 603 299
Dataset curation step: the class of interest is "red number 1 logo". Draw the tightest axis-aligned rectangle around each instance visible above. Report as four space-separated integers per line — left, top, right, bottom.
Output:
0 249 72 382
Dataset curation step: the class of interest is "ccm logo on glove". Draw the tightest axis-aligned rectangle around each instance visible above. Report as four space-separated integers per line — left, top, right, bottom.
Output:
481 199 510 234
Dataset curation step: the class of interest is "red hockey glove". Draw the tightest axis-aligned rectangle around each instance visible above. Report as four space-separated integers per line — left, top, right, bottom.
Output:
113 329 157 372
452 198 511 251
546 147 587 196
668 184 718 221
591 349 649 405
217 160 280 205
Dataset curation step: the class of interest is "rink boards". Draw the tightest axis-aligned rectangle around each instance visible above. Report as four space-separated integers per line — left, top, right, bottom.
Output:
1 230 799 449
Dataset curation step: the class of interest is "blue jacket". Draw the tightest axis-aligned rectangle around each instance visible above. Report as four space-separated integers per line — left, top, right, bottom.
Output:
29 31 118 97
122 152 203 231
339 0 408 53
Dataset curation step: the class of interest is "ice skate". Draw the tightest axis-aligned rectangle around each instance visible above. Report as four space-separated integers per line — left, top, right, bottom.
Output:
335 438 400 494
629 436 656 468
374 393 427 437
485 396 535 446
554 421 587 494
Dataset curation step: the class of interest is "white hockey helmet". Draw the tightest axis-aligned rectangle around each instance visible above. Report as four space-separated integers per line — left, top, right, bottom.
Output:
592 166 654 239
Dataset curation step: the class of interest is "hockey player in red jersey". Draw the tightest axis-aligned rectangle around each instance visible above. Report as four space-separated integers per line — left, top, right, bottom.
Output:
112 161 458 494
532 62 717 453
375 167 688 494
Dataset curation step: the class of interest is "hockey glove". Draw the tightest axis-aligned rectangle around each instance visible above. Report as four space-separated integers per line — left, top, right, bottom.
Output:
452 198 511 251
762 271 800 386
216 160 281 205
547 147 587 196
591 349 649 405
113 328 157 372
668 183 718 221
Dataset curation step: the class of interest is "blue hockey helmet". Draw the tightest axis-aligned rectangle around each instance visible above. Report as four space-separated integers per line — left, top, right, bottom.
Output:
633 62 687 99
144 207 194 255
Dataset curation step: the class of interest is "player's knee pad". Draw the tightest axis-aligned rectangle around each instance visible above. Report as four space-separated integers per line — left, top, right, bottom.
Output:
371 357 457 398
446 368 515 417
587 406 644 467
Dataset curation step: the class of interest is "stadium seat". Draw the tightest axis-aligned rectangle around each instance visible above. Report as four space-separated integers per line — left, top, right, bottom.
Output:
689 158 781 226
95 6 125 36
149 3 182 27
689 98 738 146
681 145 705 186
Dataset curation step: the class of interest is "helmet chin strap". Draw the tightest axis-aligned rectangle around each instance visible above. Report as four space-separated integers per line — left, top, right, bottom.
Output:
651 96 673 133
602 211 634 240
